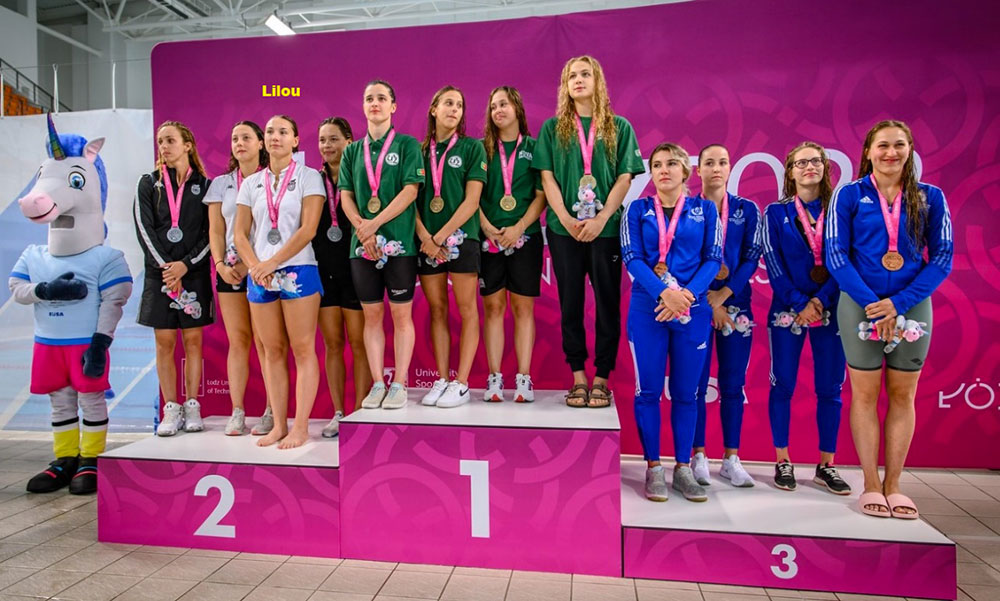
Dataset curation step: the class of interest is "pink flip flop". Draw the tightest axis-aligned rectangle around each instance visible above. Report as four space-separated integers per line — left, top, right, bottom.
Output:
886 493 919 519
858 491 891 518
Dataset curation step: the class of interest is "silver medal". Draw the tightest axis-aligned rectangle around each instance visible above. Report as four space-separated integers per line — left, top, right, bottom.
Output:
166 227 183 243
327 226 343 242
267 228 282 245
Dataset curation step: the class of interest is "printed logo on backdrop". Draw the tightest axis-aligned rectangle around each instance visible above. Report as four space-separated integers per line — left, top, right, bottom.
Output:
663 376 749 405
448 156 463 168
385 152 399 166
939 380 999 410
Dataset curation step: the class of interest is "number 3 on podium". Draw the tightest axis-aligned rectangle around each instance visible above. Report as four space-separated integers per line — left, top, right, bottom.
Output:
770 543 798 579
460 460 490 538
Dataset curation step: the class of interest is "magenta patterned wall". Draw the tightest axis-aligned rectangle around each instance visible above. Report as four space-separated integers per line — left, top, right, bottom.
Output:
151 0 1000 468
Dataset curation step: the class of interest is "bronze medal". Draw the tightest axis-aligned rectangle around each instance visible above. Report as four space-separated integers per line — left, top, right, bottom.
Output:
579 174 597 190
367 196 381 214
810 264 829 283
881 251 904 271
499 194 517 212
715 263 729 280
653 262 667 278
430 196 445 213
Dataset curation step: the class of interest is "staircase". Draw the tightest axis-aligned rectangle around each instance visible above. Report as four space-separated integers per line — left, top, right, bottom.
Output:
1 58 70 116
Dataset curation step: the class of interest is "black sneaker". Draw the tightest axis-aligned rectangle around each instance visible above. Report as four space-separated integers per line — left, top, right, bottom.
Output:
26 456 78 493
813 463 851 495
774 461 796 491
69 457 98 495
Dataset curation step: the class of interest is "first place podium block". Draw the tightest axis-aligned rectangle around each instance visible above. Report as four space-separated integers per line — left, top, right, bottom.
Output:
98 418 340 558
339 390 622 576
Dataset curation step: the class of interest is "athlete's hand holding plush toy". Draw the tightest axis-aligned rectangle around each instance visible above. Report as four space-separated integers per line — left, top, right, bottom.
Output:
9 116 132 495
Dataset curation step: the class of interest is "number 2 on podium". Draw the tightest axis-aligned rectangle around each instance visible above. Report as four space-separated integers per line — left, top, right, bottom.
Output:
460 460 490 538
194 475 236 538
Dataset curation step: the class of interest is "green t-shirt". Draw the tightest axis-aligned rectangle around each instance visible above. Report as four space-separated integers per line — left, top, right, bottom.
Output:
338 128 425 257
481 136 543 235
418 135 488 241
532 114 645 238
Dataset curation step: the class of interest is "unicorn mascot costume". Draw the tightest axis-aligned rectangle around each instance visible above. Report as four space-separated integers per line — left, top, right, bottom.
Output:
9 115 132 495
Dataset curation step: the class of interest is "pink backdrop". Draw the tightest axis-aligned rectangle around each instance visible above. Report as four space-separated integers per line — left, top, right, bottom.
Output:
151 0 1000 468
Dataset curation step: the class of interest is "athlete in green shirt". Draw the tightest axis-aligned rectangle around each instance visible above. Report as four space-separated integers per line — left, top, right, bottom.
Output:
532 55 646 408
479 86 547 404
415 86 486 409
338 80 423 411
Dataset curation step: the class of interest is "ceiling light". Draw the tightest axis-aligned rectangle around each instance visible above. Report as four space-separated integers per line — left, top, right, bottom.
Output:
265 13 295 36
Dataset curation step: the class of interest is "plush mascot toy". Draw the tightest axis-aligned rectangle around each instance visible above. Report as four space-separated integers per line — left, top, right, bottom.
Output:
9 115 132 495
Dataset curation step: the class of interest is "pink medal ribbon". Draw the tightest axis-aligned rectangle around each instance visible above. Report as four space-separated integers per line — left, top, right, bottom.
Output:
574 115 596 179
324 173 343 242
263 159 297 245
652 194 686 275
363 129 396 211
429 134 459 211
715 193 730 279
497 135 522 211
160 164 190 243
235 166 261 192
793 196 825 265
870 174 905 271
794 196 829 283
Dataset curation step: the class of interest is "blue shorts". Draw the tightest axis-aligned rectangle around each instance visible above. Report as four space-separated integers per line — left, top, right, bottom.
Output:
247 264 324 304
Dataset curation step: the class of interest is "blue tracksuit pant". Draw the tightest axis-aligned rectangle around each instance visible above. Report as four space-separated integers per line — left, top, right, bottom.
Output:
694 303 754 450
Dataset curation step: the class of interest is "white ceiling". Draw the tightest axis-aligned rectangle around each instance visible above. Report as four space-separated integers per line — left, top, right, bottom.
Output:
37 0 680 43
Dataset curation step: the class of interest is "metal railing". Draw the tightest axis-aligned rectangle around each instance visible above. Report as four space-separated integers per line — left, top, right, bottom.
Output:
0 57 72 115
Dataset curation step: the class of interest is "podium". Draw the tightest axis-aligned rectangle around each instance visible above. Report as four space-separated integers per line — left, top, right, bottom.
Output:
621 459 956 599
97 418 340 558
339 389 622 576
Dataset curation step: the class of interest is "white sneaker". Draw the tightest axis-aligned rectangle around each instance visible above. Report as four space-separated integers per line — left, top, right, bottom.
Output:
514 373 535 403
251 406 273 435
421 378 448 406
437 381 470 408
225 408 246 436
157 401 184 436
361 383 387 409
720 455 756 488
183 399 204 432
321 412 343 438
484 373 504 402
381 383 408 409
691 452 711 486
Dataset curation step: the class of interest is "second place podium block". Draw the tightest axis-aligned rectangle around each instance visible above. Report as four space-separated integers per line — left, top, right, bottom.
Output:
339 389 622 576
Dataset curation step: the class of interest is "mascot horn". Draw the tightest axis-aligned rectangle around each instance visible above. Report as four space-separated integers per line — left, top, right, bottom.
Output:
9 115 132 495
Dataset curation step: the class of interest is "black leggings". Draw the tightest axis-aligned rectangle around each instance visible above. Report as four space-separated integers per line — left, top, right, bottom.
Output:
546 231 623 378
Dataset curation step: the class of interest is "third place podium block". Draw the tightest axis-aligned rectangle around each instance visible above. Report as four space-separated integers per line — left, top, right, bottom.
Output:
339 389 622 576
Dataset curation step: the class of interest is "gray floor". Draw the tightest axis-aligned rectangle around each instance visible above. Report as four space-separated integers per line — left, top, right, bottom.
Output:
0 434 997 601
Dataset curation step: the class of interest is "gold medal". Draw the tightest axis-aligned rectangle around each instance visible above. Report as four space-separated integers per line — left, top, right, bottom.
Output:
715 263 729 280
881 251 904 271
430 196 445 213
499 194 517 212
579 174 597 190
367 196 381 214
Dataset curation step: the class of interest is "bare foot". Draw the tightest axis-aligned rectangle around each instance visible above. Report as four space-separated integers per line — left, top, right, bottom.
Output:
256 426 288 447
278 427 309 449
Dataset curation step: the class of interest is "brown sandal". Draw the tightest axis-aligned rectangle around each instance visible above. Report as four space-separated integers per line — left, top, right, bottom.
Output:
588 383 613 408
565 384 589 408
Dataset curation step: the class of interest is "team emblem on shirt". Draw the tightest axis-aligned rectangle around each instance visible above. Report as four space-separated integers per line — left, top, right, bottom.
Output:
634 149 642 157
385 152 400 166
731 208 745 225
518 150 533 161
690 206 705 222
448 156 463 168
287 179 296 191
